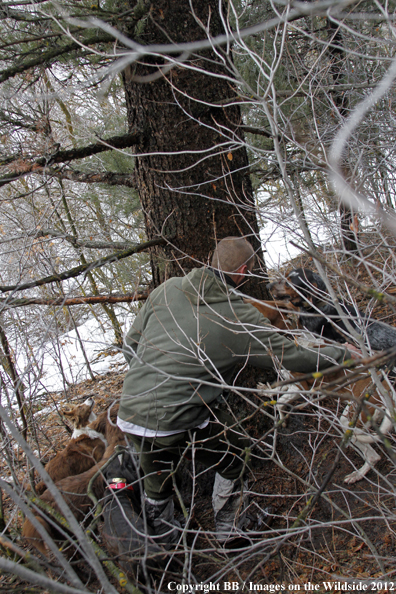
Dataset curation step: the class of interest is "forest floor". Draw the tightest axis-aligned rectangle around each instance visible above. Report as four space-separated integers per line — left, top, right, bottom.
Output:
2 250 396 593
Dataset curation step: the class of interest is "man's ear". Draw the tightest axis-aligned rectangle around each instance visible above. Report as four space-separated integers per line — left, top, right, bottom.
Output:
234 264 250 287
236 264 248 276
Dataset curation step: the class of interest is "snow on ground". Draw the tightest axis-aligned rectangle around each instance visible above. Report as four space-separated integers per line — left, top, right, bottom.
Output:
18 309 134 397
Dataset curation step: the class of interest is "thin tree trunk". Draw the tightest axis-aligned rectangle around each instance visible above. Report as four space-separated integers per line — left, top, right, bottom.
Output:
67 307 95 381
0 322 28 440
327 19 358 254
60 187 124 345
0 490 4 534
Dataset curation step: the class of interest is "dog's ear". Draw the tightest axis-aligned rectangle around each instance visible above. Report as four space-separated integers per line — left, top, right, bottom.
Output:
62 407 80 423
287 269 321 304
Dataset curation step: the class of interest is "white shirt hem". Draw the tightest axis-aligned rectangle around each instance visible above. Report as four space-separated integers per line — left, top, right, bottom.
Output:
117 416 210 438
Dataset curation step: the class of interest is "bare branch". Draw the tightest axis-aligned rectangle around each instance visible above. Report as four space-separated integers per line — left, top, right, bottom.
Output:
0 237 165 294
48 168 137 187
0 291 149 309
27 228 141 250
0 130 143 188
0 31 115 84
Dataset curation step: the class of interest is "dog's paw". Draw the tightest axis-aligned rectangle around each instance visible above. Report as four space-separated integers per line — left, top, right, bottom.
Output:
344 470 364 484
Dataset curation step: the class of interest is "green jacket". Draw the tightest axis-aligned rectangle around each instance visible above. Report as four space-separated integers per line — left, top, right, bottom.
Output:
118 268 348 432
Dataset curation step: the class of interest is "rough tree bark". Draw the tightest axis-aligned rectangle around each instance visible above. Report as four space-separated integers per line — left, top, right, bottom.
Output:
122 0 268 297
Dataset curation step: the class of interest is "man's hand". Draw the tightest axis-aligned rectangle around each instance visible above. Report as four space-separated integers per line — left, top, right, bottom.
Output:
344 343 363 360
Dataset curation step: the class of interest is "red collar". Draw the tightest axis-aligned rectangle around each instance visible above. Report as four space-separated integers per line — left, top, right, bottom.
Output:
107 482 134 491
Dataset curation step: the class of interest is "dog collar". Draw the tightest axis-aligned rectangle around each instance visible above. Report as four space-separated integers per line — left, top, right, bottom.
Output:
107 478 134 491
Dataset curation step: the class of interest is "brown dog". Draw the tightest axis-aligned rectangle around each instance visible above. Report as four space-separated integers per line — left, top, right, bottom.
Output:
35 398 106 496
23 404 125 554
244 298 297 331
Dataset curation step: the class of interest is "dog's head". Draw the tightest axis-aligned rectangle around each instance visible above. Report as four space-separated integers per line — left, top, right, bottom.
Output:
267 268 327 307
62 397 96 430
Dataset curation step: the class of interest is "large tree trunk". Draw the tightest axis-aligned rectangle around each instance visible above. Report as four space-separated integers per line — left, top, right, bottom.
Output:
122 0 267 298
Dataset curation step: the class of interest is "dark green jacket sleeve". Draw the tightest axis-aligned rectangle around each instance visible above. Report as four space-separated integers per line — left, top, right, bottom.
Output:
241 314 349 373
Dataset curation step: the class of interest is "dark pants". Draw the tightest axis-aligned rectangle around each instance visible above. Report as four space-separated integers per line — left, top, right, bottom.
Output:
129 410 250 500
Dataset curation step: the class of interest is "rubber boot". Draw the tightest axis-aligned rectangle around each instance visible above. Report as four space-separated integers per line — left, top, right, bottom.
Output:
212 473 249 543
144 495 180 549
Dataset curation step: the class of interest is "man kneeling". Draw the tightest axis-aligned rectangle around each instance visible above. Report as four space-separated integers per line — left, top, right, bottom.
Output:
117 237 351 547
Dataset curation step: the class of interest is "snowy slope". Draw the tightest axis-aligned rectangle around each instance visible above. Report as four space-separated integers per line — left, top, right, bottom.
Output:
19 310 134 396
